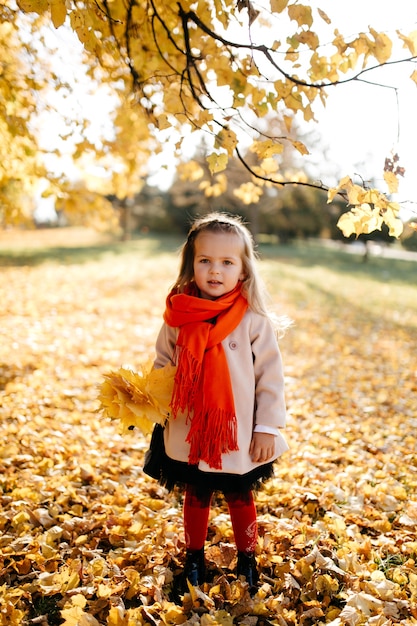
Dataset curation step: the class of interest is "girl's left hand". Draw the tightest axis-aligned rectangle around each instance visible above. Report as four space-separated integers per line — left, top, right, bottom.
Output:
249 432 275 463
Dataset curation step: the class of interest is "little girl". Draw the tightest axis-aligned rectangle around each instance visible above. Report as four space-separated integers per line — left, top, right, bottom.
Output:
147 212 288 593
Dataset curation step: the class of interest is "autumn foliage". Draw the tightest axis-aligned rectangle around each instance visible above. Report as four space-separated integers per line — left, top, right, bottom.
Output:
0 229 416 625
98 364 176 434
3 1 417 234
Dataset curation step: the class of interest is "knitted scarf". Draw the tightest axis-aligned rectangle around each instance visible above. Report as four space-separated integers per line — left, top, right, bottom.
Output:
164 283 248 470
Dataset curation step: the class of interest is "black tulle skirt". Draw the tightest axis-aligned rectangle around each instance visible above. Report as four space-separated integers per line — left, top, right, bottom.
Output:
143 424 274 495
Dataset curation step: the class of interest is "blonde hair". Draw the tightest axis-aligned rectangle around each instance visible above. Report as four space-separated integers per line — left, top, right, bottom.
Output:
173 212 270 316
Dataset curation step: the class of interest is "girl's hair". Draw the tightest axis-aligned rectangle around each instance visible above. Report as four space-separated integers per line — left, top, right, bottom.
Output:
173 212 270 316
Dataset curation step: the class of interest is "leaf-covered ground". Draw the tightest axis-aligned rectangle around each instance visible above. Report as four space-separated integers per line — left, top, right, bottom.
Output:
0 229 416 626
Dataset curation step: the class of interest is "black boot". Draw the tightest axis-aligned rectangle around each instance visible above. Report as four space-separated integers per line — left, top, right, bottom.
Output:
182 547 205 588
237 551 259 593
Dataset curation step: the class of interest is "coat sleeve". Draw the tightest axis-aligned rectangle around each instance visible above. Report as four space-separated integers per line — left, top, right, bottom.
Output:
251 314 286 429
153 323 177 369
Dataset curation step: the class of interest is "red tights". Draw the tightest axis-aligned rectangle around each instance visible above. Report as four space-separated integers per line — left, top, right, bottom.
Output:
183 485 258 553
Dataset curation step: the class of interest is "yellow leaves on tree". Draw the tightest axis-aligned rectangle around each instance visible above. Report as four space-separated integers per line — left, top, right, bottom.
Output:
269 0 288 14
329 176 403 238
0 16 47 225
398 29 417 57
383 170 399 194
68 10 99 53
50 0 67 28
207 152 229 175
251 139 284 159
289 139 309 155
97 363 176 434
16 0 48 14
287 4 313 29
369 29 392 64
55 185 119 232
7 0 417 238
410 68 417 87
258 157 279 175
178 160 205 182
215 129 238 157
233 182 263 204
200 174 228 198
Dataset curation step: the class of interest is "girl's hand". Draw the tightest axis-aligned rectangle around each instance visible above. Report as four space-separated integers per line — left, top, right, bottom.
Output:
249 432 275 463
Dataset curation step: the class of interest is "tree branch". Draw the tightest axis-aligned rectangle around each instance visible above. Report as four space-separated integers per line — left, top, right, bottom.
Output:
235 146 337 195
179 7 417 90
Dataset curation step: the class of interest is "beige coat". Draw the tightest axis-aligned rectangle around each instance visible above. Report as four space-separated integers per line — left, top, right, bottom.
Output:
154 309 288 475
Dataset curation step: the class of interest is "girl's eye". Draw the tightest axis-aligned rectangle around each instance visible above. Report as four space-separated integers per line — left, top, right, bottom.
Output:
224 260 232 265
200 258 209 263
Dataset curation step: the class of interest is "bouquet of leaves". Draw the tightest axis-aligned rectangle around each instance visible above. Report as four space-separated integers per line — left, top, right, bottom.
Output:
97 362 176 434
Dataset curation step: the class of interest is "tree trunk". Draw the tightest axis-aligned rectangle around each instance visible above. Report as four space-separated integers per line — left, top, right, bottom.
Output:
119 199 132 241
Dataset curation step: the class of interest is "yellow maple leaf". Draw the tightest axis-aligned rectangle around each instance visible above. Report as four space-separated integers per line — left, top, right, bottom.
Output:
270 0 288 13
251 139 284 158
16 0 48 14
370 29 392 64
283 115 293 132
336 210 364 238
53 566 81 593
327 187 339 203
287 4 313 28
214 129 238 157
284 90 305 114
60 594 100 626
107 605 126 626
384 203 403 237
345 182 363 205
50 0 67 28
383 170 399 194
363 206 384 233
290 140 309 155
207 152 228 174
359 187 384 206
156 114 171 131
163 604 187 625
295 30 319 50
195 109 214 127
397 29 417 55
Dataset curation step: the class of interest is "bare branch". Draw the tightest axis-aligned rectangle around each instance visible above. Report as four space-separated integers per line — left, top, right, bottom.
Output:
234 146 339 196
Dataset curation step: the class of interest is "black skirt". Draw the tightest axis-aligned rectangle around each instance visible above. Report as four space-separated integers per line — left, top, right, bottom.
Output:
143 424 274 495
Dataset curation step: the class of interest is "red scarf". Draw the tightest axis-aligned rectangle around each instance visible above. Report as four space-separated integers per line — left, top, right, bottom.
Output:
164 283 248 469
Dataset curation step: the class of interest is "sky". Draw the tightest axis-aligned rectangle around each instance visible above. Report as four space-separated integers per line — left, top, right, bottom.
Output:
307 0 417 218
36 0 417 221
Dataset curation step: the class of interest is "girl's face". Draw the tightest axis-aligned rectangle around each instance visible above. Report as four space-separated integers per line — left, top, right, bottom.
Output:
193 231 246 300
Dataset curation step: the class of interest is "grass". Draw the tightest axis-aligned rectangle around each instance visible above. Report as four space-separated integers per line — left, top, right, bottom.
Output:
1 227 415 330
0 228 181 266
259 238 416 286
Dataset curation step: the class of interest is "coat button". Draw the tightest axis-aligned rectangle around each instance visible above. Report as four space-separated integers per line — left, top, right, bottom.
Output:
229 341 238 350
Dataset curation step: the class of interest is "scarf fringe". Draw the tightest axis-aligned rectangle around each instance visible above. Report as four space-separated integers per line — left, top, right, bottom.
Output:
186 408 239 470
170 346 200 418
